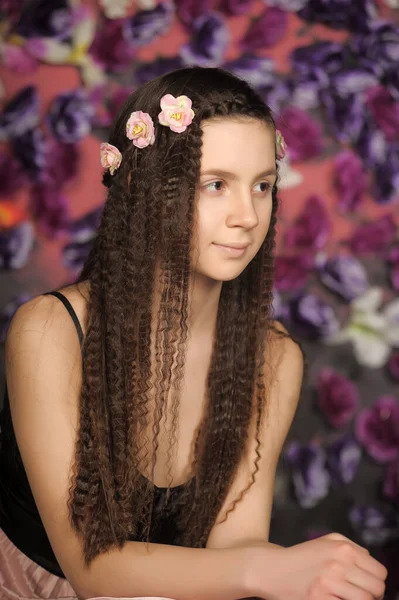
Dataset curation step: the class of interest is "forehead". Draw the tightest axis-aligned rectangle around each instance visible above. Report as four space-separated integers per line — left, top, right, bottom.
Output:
200 117 276 170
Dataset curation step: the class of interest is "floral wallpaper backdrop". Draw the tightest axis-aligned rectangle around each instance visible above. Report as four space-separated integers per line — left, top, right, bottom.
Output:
0 0 399 596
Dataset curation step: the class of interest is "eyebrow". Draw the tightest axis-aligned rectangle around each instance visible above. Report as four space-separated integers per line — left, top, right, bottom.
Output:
200 168 277 180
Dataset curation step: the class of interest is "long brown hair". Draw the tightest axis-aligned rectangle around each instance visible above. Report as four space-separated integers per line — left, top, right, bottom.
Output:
73 66 281 564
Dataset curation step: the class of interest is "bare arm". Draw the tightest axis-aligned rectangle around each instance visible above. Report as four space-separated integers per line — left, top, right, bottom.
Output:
5 294 281 600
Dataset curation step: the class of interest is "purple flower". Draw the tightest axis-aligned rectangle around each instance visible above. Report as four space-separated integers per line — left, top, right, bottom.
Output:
367 86 399 143
319 255 369 301
123 1 174 47
180 12 229 67
388 245 399 292
2 43 39 74
274 253 313 293
14 0 73 40
40 140 79 188
349 214 397 256
349 505 399 546
29 185 70 238
317 368 360 429
388 352 399 381
63 206 103 272
321 90 365 144
355 115 388 168
383 460 399 505
11 128 47 181
0 222 35 269
333 150 367 214
47 89 94 143
326 435 362 485
135 56 184 85
90 19 136 71
0 0 25 28
276 107 324 162
285 442 330 508
331 67 378 98
373 147 399 205
223 55 275 89
258 79 292 116
0 151 27 197
290 41 346 80
288 293 339 340
0 86 40 141
351 21 399 72
355 396 399 463
285 195 331 251
298 0 376 33
0 293 32 343
219 0 254 15
240 7 288 51
267 0 308 9
174 0 216 27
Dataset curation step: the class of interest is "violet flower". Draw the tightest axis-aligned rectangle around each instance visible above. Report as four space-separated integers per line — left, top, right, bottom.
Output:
223 55 275 89
0 86 40 141
90 19 136 72
316 368 360 429
355 115 388 168
123 1 174 47
290 41 346 80
285 442 331 508
288 293 339 340
297 0 376 33
134 56 184 85
218 0 254 15
11 128 47 181
333 150 367 214
373 147 399 204
174 0 216 28
29 184 70 238
180 12 229 67
1 43 39 74
276 106 324 162
267 0 308 9
349 214 397 256
40 140 79 189
321 90 365 144
355 396 399 463
0 222 35 270
274 253 313 293
0 150 27 197
63 205 103 273
14 0 73 40
285 195 331 251
258 79 292 116
319 254 369 301
350 21 399 72
366 86 399 143
240 7 288 51
47 89 94 143
349 504 399 545
388 244 399 292
326 435 362 485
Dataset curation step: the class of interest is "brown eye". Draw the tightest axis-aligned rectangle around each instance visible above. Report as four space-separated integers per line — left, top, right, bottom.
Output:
254 182 271 194
205 181 224 192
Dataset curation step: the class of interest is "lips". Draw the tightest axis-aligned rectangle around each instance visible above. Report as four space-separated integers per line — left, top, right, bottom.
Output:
214 242 250 249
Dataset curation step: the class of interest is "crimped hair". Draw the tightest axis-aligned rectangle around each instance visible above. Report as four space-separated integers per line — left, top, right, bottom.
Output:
73 66 283 564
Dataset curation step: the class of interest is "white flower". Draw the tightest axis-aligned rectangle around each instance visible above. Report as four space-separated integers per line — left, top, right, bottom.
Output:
99 0 134 18
382 0 399 7
326 287 399 368
277 153 303 189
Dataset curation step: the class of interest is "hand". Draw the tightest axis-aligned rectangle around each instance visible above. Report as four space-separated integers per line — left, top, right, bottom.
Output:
250 532 388 600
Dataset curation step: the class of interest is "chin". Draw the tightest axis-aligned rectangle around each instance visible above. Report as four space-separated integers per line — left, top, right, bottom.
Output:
196 264 249 282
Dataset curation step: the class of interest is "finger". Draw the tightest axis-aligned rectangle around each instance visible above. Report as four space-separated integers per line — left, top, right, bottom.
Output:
355 552 389 581
327 577 374 600
346 565 386 600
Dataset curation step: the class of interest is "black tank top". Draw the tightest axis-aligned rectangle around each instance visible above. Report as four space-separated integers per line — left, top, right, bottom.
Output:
0 291 196 577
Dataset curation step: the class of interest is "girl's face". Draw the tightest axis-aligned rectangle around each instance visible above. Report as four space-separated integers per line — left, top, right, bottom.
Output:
192 117 277 283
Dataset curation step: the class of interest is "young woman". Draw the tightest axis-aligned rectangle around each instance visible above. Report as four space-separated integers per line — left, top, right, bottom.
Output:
0 67 387 600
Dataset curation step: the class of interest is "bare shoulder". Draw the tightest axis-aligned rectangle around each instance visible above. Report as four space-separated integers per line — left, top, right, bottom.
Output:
267 320 304 381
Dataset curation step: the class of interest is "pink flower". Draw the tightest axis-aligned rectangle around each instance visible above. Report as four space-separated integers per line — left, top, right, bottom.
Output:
126 111 155 148
158 94 195 133
100 142 122 175
276 129 287 160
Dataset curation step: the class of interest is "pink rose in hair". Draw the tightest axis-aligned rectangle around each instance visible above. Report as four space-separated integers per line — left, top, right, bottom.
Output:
158 94 195 133
100 142 122 175
276 129 287 160
126 111 155 148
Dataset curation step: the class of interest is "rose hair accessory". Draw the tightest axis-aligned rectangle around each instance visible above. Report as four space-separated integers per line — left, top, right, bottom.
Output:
100 142 122 175
276 129 287 160
158 94 195 133
126 111 155 148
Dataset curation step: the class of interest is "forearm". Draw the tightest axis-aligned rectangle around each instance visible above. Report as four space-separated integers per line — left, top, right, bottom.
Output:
76 540 254 600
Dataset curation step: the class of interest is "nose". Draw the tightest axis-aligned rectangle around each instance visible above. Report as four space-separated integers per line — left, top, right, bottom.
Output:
225 188 259 230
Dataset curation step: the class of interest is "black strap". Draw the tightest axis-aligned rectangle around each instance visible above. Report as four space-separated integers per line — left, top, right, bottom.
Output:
43 291 84 348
